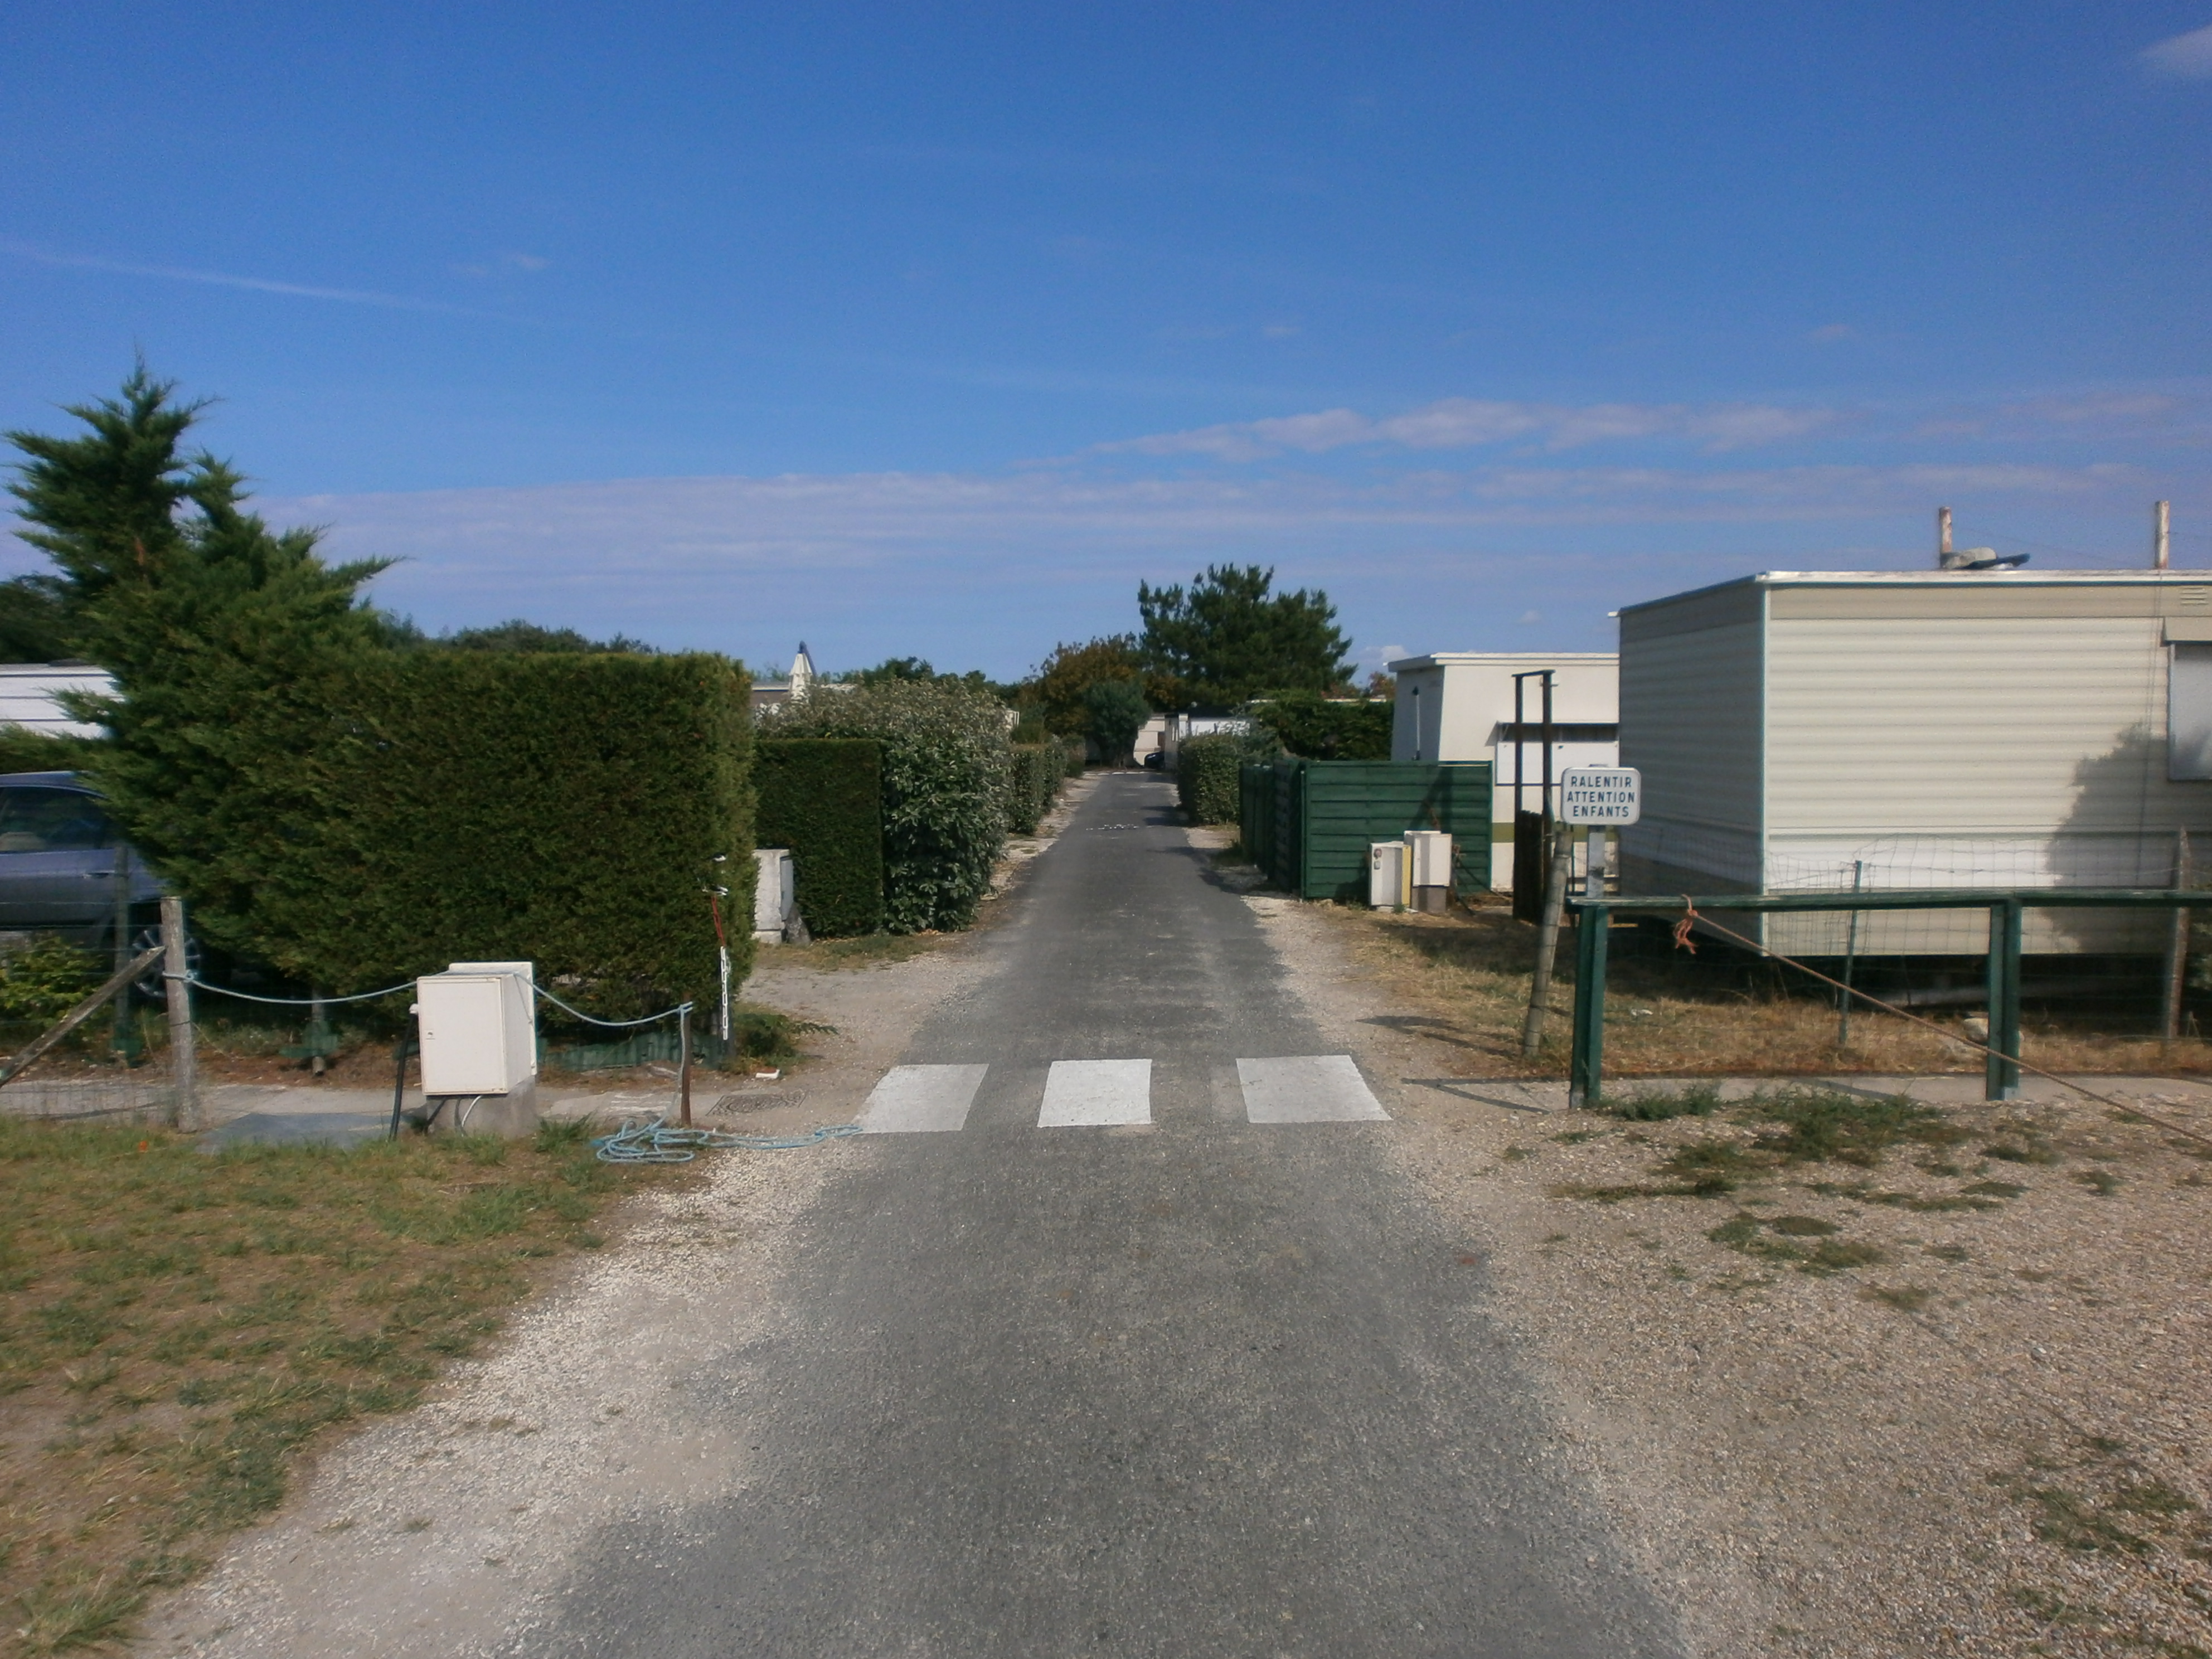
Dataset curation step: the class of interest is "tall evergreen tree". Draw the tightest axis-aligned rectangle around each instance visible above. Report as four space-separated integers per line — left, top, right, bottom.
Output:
1136 564 1352 706
6 367 394 965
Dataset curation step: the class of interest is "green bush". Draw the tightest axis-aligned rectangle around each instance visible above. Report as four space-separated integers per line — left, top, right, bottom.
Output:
1176 734 1244 824
1251 692 1393 759
1061 736 1086 778
767 681 1010 932
755 738 885 937
0 935 100 1023
257 653 753 1011
1006 740 1069 835
0 727 96 779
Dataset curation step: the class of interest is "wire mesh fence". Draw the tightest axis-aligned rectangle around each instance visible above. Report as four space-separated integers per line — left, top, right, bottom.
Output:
1562 886 2212 1107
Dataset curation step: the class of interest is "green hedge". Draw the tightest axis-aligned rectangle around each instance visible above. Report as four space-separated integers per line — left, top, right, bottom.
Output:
766 681 1010 933
1177 734 1244 824
756 738 885 937
1251 693 1393 760
1006 739 1067 835
173 653 754 1010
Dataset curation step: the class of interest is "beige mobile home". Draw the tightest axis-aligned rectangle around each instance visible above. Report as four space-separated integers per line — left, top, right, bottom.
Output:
1617 569 2212 954
1389 651 1618 888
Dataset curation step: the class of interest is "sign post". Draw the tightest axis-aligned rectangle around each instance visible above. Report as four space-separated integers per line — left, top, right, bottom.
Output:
1526 768 1642 1065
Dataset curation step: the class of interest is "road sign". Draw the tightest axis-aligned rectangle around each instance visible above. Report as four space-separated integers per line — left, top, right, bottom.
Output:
1559 767 1640 824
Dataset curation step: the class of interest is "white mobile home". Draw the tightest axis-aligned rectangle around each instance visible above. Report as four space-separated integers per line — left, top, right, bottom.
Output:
1388 651 1618 888
1617 569 2212 954
0 663 111 739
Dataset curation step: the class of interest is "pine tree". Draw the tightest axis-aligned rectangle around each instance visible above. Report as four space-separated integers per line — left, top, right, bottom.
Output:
1136 564 1352 706
6 367 394 969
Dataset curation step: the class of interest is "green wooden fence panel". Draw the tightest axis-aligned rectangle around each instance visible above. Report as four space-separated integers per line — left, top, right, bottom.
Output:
1284 760 1493 901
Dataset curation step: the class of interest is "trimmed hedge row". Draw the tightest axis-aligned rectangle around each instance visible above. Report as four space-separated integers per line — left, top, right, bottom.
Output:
1006 738 1069 835
1252 693 1393 760
755 738 885 938
767 680 1010 933
1176 734 1244 824
156 652 755 1012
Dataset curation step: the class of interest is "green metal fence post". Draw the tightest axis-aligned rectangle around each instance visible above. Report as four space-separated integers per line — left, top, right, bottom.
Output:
1569 901 1609 1109
1985 898 2022 1100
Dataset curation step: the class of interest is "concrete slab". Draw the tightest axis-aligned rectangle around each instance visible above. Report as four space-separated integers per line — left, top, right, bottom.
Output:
198 1111 391 1152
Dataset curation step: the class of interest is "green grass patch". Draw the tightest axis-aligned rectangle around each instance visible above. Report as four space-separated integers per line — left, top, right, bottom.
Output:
0 1114 678 1651
1706 1211 1885 1275
1607 1081 1724 1122
1744 1086 1966 1166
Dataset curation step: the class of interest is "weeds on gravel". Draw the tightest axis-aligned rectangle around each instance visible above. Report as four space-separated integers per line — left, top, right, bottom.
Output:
1707 1212 1886 1274
1996 1439 2212 1569
1744 1087 1966 1166
0 1115 678 1655
1608 1082 1723 1122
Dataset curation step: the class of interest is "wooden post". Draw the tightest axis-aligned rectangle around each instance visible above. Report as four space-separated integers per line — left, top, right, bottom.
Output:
2162 827 2191 1042
1985 899 2022 1101
1521 824 1576 1059
160 897 196 1128
678 1003 693 1127
1568 895 1609 1108
2155 500 2171 570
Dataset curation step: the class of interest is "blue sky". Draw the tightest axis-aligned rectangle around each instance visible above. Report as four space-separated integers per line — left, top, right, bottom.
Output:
4 2 2212 681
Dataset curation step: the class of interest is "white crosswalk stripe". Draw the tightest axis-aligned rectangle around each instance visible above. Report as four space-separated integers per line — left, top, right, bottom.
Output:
856 1055 1388 1132
1037 1059 1152 1127
1237 1055 1391 1123
856 1064 990 1133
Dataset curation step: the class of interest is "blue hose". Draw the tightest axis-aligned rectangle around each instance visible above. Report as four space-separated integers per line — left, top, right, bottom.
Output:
591 1117 860 1163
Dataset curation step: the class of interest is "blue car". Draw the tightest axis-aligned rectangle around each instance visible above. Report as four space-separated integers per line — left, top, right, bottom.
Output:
0 770 167 957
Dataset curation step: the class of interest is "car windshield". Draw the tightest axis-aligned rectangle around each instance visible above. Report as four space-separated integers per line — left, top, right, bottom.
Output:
0 788 113 853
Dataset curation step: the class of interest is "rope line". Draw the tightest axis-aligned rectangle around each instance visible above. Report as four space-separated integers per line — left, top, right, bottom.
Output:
183 977 415 1007
590 1117 858 1163
533 986 692 1030
1670 899 2212 1152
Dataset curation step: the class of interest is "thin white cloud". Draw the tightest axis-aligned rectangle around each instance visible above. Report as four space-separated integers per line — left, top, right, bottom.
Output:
0 237 510 318
2143 22 2212 77
1098 396 1842 460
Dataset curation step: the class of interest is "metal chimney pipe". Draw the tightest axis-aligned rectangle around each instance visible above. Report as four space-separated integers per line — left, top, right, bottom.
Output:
1938 506 1952 564
2155 501 2171 570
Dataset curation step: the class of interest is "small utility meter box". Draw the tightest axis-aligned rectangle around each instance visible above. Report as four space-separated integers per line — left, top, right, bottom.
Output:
1404 830 1454 914
415 961 539 1137
1368 841 1408 910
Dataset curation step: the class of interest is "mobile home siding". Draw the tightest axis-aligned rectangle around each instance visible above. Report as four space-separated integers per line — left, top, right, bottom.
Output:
1617 581 1765 892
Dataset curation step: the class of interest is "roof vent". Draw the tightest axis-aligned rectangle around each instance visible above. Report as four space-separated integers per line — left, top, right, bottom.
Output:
1938 546 2029 572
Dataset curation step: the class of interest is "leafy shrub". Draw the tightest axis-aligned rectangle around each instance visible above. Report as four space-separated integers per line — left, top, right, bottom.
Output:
0 935 100 1023
1251 692 1393 760
1177 734 1244 824
768 680 1010 932
756 738 885 937
1609 1081 1724 1121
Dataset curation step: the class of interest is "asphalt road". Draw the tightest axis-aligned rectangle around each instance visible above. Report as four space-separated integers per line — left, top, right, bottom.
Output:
514 773 1682 1657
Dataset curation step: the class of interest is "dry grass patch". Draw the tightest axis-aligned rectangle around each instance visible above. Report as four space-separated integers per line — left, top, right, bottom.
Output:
0 1114 678 1656
1332 901 2212 1080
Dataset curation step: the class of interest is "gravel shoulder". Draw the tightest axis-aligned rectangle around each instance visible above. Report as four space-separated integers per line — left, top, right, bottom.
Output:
1223 836 2212 1659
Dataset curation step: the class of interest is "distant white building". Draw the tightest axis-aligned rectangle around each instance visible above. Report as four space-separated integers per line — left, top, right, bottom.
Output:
0 663 111 740
1387 652 1619 889
750 643 817 713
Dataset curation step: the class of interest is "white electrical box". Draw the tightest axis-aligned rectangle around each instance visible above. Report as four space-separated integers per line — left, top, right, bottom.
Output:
416 961 537 1096
1368 841 1408 909
753 847 795 942
1403 830 1454 889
